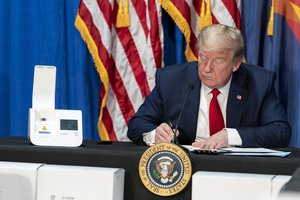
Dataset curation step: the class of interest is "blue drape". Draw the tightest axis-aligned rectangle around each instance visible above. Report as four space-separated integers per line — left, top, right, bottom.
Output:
0 0 299 147
0 0 100 140
242 0 300 147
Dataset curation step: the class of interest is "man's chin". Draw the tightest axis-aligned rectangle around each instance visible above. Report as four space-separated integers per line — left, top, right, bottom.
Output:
202 80 217 88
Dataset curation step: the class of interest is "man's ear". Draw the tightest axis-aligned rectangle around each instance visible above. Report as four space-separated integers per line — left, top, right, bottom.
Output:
232 58 242 72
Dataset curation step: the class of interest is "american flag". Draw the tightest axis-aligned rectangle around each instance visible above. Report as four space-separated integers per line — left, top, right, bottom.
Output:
75 0 164 141
159 0 242 61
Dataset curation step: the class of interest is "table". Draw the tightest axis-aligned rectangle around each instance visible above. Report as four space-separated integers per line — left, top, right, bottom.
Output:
0 137 299 200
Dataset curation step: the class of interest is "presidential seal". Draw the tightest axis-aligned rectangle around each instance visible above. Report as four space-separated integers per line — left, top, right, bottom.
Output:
139 143 192 196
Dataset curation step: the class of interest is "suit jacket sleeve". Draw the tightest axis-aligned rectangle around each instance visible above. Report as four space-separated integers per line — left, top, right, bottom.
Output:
127 67 166 145
127 62 199 145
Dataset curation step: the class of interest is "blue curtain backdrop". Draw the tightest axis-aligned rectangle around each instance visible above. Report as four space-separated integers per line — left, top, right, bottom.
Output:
0 0 299 147
242 0 300 148
0 0 101 140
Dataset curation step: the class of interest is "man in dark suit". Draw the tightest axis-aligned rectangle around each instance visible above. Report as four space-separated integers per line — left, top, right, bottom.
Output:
127 24 291 148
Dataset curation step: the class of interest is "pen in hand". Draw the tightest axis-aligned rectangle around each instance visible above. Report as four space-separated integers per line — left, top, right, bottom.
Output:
167 119 177 144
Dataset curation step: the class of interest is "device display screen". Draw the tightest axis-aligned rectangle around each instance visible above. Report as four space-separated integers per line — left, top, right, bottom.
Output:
60 119 78 131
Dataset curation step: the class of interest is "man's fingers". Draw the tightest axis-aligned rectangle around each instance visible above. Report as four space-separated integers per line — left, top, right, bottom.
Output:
192 140 218 149
155 123 174 143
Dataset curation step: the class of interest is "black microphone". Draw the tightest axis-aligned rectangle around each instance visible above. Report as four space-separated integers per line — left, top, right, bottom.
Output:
171 81 195 144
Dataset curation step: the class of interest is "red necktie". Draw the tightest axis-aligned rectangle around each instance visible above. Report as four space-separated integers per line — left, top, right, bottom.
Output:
209 89 225 135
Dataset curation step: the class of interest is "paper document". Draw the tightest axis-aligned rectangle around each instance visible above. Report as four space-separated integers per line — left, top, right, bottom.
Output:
181 145 291 157
181 145 201 152
220 147 291 157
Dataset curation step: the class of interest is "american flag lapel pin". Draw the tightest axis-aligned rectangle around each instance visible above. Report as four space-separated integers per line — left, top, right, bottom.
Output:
236 95 242 100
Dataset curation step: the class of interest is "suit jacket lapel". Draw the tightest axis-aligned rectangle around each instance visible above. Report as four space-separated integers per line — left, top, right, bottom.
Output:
179 63 200 143
187 78 201 135
226 65 248 128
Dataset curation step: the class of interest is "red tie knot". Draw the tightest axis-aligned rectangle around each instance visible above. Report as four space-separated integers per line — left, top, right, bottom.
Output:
211 89 220 97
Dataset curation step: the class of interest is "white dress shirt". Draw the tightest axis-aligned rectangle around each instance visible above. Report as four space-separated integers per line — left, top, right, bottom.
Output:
195 78 242 146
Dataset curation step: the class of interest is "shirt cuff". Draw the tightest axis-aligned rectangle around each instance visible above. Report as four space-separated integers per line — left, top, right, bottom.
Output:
143 130 156 146
225 128 242 146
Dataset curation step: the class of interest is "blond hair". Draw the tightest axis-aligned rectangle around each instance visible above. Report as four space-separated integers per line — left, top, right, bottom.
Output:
198 24 245 63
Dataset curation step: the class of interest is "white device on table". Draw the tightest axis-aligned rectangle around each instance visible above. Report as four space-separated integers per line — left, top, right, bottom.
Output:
28 65 83 147
0 161 43 200
36 165 125 200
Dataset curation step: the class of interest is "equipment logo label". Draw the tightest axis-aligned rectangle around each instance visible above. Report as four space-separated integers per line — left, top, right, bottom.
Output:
139 143 192 196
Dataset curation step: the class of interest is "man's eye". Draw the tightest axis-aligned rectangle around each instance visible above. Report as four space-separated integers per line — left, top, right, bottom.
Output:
214 58 224 65
199 54 208 61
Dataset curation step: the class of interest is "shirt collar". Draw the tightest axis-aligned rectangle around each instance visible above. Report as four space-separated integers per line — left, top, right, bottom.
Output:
201 76 232 96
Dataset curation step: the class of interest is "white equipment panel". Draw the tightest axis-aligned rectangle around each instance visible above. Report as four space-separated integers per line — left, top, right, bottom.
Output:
36 165 125 200
0 161 43 200
192 171 292 200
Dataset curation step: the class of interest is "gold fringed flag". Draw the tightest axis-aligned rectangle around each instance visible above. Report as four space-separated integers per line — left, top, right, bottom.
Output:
158 0 242 61
75 0 164 141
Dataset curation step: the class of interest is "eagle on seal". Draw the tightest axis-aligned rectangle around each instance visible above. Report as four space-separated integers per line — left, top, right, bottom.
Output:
155 156 177 183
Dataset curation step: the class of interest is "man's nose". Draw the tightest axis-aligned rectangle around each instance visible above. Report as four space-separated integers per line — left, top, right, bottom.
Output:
204 60 213 72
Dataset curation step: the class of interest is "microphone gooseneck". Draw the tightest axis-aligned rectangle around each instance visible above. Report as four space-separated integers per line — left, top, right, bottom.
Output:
172 82 195 144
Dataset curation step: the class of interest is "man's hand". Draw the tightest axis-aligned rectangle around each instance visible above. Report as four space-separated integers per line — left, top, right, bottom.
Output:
192 129 228 149
155 123 179 143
